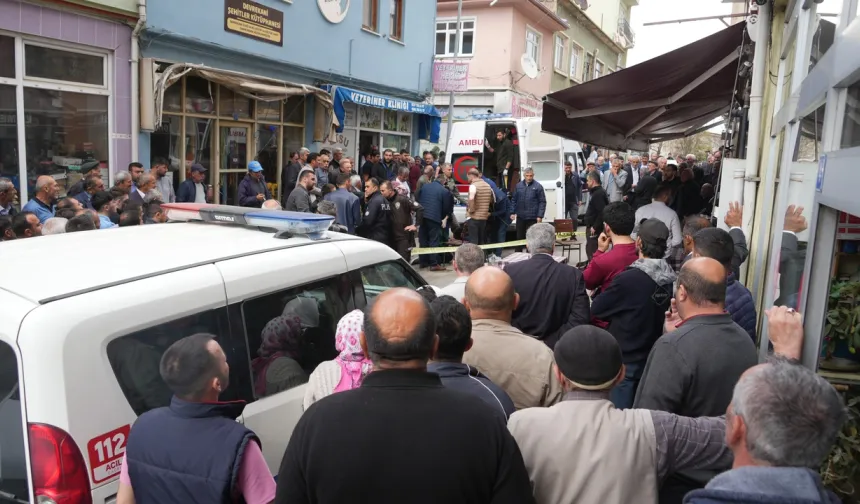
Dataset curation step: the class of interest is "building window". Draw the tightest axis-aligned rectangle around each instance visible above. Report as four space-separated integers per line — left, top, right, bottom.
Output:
363 0 379 32
526 28 541 64
584 52 595 81
594 59 605 80
553 34 567 73
435 19 475 57
389 0 404 41
24 44 106 87
570 43 583 81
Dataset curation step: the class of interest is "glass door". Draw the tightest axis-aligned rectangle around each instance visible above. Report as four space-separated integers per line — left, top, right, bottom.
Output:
218 123 251 205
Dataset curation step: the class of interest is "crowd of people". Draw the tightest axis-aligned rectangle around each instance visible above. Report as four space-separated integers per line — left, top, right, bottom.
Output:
114 267 844 504
0 159 184 240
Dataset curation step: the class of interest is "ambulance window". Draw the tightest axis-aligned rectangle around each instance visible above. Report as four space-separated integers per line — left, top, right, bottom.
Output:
0 342 29 502
106 308 237 416
241 274 355 399
357 261 423 303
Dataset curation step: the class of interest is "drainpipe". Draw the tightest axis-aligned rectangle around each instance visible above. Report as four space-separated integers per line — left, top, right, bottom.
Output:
741 3 769 248
131 0 147 165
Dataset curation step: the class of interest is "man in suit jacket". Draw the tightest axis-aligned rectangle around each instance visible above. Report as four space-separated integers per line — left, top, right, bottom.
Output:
129 173 155 206
505 223 590 349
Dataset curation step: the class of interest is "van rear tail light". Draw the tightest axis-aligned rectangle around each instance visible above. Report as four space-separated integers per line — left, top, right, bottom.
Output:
28 423 92 504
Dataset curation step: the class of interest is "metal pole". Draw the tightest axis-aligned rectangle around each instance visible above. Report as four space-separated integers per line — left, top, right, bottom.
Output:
445 0 463 153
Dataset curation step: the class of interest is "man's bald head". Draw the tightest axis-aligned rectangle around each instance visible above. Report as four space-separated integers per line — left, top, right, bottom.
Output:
678 257 727 307
464 266 517 314
362 288 437 365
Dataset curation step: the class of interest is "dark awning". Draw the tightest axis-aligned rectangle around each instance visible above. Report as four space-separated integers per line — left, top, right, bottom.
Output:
542 22 748 152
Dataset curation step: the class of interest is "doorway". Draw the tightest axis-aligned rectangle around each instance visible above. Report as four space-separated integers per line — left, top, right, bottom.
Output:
219 123 251 205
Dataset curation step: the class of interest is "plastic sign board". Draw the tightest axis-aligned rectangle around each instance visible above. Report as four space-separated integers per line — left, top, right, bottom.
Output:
433 62 470 93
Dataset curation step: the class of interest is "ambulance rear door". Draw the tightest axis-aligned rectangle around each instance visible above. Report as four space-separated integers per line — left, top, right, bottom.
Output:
521 117 565 221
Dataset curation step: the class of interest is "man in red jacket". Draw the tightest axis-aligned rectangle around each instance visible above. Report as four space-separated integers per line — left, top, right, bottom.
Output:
582 202 638 296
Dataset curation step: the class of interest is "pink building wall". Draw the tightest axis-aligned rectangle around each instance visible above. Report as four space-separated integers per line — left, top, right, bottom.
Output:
437 1 563 99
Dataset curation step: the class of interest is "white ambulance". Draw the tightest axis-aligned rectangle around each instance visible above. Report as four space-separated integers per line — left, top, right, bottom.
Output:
0 205 428 504
446 115 585 223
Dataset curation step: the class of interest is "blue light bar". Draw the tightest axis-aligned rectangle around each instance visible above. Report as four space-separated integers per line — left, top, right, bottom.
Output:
161 203 334 235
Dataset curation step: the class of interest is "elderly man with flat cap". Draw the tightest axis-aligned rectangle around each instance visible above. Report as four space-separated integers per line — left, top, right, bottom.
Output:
508 311 811 504
275 288 534 504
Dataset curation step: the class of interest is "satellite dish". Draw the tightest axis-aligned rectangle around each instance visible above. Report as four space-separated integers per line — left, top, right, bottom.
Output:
520 54 539 79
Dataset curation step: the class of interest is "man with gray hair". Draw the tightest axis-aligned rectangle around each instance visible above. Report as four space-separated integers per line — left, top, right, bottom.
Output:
504 223 590 348
112 170 133 195
511 167 546 251
130 172 154 206
42 217 68 235
685 306 844 504
0 178 18 216
439 243 485 302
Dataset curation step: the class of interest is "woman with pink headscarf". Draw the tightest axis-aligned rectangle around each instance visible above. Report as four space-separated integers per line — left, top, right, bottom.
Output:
302 309 373 410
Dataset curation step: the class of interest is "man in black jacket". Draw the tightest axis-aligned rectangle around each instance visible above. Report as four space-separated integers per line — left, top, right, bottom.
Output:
583 170 608 261
505 223 590 349
591 218 676 409
275 288 535 504
634 256 757 502
427 295 516 419
563 160 581 220
356 177 392 248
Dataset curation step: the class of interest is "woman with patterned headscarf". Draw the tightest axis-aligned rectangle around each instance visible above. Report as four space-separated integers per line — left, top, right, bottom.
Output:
302 309 372 410
251 315 308 397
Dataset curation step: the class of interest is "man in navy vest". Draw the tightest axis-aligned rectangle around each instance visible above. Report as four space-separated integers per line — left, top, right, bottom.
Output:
117 334 275 504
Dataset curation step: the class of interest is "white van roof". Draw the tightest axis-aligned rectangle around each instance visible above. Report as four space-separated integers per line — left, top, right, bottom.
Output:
0 223 363 304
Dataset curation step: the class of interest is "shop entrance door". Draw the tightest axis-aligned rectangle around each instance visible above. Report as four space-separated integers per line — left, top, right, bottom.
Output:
218 123 252 205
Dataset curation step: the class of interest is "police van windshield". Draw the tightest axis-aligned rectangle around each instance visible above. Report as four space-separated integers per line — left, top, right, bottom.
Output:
0 342 29 503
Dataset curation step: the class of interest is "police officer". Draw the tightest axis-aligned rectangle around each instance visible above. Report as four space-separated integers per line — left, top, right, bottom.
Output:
356 177 393 248
118 334 275 504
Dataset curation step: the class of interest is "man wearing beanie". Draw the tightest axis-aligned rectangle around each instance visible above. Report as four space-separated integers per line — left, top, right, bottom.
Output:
507 325 731 504
591 218 677 409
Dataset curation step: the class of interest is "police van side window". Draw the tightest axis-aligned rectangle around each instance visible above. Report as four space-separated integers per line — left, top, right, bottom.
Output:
358 261 423 303
0 342 28 503
106 308 241 416
240 274 354 399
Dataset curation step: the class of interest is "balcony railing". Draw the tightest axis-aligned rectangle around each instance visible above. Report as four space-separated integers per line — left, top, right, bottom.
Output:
618 16 635 48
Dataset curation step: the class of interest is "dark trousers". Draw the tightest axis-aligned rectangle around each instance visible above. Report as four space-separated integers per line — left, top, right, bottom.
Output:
515 218 537 252
586 236 599 261
466 219 488 245
490 218 508 257
393 237 411 262
418 219 443 267
565 203 577 221
609 359 646 410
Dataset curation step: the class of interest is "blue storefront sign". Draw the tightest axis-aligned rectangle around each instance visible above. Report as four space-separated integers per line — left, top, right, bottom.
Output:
324 85 442 143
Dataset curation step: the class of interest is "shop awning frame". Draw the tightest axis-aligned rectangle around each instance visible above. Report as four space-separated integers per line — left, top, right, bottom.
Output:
154 63 337 136
541 21 749 152
322 84 443 144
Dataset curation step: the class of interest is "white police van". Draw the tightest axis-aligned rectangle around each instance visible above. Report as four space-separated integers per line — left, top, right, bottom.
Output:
0 204 426 503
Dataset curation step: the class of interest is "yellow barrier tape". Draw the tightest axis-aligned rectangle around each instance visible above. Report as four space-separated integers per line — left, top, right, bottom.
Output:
412 231 586 256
